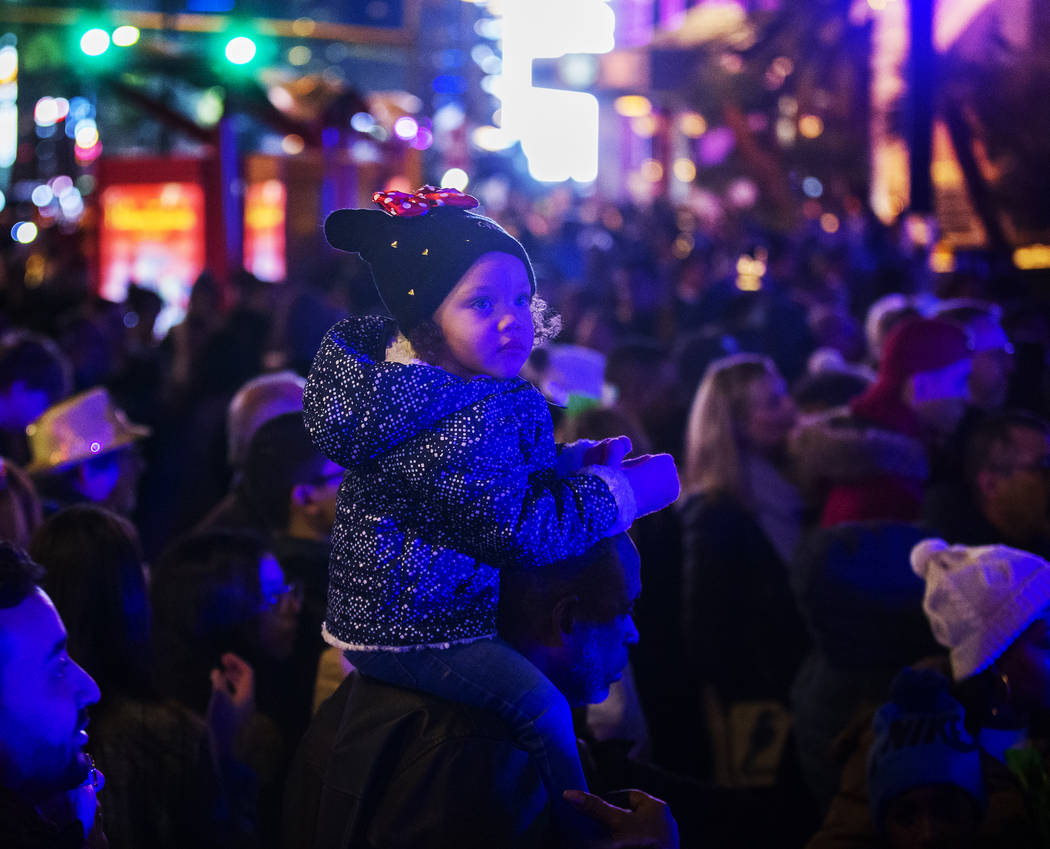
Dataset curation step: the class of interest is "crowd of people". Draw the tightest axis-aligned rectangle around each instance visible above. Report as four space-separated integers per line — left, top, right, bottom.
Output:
3 184 1050 849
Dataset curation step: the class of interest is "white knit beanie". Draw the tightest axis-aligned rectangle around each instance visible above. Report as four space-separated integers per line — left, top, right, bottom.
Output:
911 538 1050 680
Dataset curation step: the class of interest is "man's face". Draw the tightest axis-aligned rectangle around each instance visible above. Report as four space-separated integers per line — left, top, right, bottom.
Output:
0 589 100 801
561 537 641 707
980 425 1050 538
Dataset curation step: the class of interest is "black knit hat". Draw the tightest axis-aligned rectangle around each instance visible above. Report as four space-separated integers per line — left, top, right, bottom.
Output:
324 194 536 334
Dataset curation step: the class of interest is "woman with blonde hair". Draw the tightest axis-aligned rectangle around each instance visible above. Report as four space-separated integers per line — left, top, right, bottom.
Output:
680 353 810 788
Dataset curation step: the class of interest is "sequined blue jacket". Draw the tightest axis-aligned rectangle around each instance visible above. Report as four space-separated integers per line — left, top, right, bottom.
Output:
304 315 633 651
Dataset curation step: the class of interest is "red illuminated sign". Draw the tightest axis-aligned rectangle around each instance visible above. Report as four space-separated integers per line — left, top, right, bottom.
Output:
243 178 286 282
98 182 206 313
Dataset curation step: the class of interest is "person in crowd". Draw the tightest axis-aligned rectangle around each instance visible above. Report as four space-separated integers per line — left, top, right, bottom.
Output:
680 353 810 785
923 410 1050 557
283 533 681 849
29 505 256 849
808 539 1050 849
226 371 307 474
934 300 1014 414
866 668 986 849
793 318 972 526
863 294 922 369
0 458 43 550
25 387 148 517
0 542 105 849
305 186 679 832
0 331 73 467
199 412 340 547
151 529 310 849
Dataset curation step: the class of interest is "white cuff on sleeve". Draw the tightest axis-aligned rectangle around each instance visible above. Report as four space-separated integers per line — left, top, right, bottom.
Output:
581 465 637 535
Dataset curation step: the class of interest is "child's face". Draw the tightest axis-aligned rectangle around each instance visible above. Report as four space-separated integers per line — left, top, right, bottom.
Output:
432 252 534 379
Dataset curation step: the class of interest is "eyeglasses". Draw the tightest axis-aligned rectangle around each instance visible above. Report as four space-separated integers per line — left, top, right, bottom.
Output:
260 579 304 609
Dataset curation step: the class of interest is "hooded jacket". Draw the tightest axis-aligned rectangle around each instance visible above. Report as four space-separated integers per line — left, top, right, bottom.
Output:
303 315 632 651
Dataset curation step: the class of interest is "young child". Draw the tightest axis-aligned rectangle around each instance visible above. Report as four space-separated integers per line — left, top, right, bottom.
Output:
304 186 679 819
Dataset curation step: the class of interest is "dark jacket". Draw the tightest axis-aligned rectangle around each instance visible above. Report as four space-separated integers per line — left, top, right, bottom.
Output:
302 316 630 651
680 492 809 704
281 672 554 849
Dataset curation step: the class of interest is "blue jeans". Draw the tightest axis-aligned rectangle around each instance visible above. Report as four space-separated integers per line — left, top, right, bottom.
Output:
346 638 589 798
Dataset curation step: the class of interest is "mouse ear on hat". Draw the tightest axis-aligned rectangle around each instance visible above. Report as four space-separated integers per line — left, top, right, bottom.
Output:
324 208 392 261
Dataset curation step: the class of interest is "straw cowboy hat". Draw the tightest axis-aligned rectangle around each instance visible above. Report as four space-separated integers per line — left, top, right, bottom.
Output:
25 387 150 475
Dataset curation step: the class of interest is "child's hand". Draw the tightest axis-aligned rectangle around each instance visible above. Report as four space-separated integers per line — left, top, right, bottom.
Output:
556 436 632 476
621 453 680 518
581 436 633 468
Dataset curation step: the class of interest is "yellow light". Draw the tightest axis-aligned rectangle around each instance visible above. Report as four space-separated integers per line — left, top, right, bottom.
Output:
868 0 888 9
288 45 312 66
631 115 657 138
820 213 840 233
281 134 305 155
112 26 140 47
75 124 99 149
614 95 652 118
1014 244 1050 271
678 112 707 138
799 115 824 138
292 17 316 36
672 234 695 259
673 158 697 183
930 242 956 273
640 159 664 183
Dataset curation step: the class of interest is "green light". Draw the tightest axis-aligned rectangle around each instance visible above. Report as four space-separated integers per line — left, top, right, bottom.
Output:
225 36 257 65
80 28 110 57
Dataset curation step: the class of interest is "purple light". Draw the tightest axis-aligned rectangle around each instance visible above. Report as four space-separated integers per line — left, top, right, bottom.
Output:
410 127 434 150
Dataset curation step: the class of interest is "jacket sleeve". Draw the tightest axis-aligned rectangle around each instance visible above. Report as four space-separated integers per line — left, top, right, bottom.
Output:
303 316 497 467
397 387 635 569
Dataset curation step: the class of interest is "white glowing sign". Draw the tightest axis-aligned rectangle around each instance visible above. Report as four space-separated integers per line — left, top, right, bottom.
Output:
495 0 615 183
0 45 17 171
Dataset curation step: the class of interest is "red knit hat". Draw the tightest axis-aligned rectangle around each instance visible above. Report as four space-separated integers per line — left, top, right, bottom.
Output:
877 318 972 388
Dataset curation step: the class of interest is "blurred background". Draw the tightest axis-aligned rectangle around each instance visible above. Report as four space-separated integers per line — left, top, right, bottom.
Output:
2 0 1048 335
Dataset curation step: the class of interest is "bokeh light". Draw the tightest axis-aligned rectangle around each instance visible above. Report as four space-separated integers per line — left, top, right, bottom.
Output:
12 222 38 244
678 112 707 138
799 115 824 138
112 26 140 47
441 168 469 191
281 134 305 155
225 36 257 65
673 158 697 183
80 29 110 57
614 96 652 118
393 116 419 141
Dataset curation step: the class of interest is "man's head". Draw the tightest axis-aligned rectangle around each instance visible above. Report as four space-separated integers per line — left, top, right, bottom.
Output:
498 534 640 707
227 372 306 471
0 543 100 802
966 411 1050 542
935 301 1014 411
241 412 342 540
26 387 148 515
0 332 72 431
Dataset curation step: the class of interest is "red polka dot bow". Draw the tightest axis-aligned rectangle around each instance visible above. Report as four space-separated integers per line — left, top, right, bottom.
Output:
371 185 480 217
